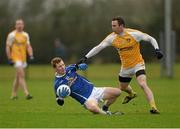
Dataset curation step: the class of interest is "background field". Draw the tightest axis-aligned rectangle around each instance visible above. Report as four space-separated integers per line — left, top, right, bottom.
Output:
0 64 180 128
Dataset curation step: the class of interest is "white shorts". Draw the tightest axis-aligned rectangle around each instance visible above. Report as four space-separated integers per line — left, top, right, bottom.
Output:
119 63 145 78
14 61 27 68
86 87 106 104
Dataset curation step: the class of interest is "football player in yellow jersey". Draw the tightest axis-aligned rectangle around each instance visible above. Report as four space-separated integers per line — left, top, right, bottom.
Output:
77 16 163 114
6 19 34 100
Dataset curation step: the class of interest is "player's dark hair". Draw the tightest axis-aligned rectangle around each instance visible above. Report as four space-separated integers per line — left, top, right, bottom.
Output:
112 16 125 26
51 57 63 68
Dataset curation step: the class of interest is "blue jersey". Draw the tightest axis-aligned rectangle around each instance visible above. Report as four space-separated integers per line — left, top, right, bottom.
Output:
54 64 94 105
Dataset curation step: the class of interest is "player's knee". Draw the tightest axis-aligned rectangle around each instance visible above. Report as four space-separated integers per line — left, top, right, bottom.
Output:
16 69 24 78
19 73 25 78
15 72 20 78
16 73 21 79
87 104 98 113
19 71 25 78
114 89 121 97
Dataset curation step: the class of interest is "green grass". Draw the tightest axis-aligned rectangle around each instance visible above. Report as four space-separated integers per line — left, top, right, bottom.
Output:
0 63 180 128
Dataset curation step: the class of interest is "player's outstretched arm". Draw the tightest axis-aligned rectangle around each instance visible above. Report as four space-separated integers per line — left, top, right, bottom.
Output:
138 32 164 60
77 37 112 65
77 43 107 65
76 56 88 65
146 35 163 60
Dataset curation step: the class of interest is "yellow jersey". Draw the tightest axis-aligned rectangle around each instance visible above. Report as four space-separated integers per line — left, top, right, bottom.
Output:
85 28 159 68
6 30 30 62
111 29 144 68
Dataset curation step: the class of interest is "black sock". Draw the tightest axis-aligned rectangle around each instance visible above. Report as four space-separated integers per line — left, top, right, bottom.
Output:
102 105 109 111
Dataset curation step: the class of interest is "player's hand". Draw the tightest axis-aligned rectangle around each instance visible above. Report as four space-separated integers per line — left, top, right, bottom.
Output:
30 55 34 60
76 56 87 65
28 55 35 63
8 58 14 65
56 97 64 106
155 49 163 59
78 63 88 70
60 87 70 98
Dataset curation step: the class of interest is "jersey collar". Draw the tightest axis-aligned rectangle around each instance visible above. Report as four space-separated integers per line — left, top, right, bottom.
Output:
55 72 65 78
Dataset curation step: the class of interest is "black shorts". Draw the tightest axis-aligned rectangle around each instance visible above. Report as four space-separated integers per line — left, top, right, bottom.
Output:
119 76 132 83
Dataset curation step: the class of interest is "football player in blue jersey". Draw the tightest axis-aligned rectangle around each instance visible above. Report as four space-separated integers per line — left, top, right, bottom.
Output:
51 57 122 115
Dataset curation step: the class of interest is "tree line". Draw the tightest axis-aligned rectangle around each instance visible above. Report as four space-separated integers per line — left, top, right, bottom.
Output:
0 0 179 64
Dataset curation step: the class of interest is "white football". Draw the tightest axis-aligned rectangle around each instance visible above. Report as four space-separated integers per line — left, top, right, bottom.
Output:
56 84 71 98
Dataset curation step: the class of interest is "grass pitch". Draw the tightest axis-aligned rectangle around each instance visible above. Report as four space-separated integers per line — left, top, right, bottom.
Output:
0 63 180 128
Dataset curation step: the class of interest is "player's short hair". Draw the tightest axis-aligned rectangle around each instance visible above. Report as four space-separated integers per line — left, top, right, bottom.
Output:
112 16 125 26
51 57 63 68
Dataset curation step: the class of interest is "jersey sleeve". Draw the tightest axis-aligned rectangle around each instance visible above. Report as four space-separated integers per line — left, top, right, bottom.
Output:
130 30 159 49
24 32 30 44
6 32 14 46
85 33 116 58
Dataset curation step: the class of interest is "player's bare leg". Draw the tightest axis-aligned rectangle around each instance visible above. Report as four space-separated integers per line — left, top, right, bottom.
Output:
18 67 32 99
120 83 137 104
11 70 20 100
85 99 108 115
18 68 29 95
136 74 159 114
102 87 121 111
120 83 133 94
